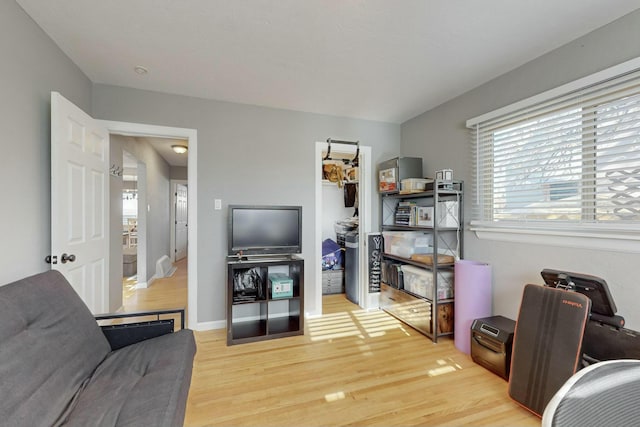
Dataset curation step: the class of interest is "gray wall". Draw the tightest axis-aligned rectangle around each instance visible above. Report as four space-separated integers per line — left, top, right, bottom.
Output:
13 0 634 330
0 1 92 285
401 10 640 328
92 85 400 322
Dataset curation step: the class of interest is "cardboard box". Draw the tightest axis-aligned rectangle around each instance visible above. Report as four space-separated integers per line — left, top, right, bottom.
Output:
401 178 431 192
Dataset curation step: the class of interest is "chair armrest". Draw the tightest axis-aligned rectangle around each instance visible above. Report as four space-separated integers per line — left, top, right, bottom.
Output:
94 307 186 329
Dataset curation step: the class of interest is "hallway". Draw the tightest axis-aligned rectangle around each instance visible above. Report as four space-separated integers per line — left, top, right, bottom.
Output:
120 257 188 327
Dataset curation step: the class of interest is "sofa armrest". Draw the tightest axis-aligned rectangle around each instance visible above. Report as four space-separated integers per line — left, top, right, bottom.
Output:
94 308 186 350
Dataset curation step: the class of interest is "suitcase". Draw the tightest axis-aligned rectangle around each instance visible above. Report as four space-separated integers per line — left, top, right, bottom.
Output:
508 284 591 417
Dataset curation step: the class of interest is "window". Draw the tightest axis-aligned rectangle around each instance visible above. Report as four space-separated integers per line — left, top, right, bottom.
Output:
469 63 640 234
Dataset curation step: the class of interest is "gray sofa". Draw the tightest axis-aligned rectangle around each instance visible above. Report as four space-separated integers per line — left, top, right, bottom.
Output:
0 270 196 427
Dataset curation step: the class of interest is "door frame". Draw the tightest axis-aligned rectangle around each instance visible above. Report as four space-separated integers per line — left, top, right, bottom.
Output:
99 120 198 329
135 161 148 287
170 179 188 262
314 141 374 317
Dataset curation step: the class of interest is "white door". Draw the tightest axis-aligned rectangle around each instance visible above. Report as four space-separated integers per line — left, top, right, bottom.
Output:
175 184 188 261
51 92 109 314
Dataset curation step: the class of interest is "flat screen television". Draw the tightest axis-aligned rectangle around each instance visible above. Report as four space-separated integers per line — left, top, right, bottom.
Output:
228 205 302 256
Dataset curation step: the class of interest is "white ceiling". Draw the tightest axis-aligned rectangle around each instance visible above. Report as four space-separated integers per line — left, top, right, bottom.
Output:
140 137 189 168
120 136 188 168
17 0 640 124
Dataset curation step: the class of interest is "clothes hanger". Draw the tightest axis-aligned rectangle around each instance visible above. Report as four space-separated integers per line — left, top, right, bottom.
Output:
324 138 332 161
351 141 359 167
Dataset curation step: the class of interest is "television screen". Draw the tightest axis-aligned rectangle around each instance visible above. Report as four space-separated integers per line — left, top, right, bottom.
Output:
228 205 302 256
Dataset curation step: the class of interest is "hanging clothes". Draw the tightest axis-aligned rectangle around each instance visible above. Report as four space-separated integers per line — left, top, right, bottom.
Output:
344 182 358 208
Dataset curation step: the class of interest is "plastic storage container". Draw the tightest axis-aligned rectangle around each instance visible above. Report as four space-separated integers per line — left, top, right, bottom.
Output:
382 231 431 258
401 178 431 193
322 269 344 294
400 264 454 300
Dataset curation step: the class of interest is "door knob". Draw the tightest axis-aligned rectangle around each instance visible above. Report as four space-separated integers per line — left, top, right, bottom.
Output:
61 253 76 264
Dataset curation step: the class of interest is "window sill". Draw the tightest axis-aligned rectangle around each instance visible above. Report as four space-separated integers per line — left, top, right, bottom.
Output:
469 221 640 253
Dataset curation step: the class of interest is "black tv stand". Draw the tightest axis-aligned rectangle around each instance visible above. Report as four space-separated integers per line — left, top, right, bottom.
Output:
226 255 304 345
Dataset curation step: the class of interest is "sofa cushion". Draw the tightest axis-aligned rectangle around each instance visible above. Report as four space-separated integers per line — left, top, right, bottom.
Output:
0 270 111 427
62 329 196 427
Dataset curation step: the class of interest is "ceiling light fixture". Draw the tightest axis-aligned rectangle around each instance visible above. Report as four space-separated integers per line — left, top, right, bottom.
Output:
134 65 148 75
172 145 188 154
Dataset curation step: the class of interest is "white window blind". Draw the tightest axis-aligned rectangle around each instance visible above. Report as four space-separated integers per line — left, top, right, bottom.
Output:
469 67 640 227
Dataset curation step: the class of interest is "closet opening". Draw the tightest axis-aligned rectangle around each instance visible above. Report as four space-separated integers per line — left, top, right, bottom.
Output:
314 139 375 317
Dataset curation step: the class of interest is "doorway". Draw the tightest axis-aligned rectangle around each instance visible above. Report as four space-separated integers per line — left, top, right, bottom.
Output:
122 149 139 298
314 141 374 318
171 181 188 262
101 120 199 329
111 135 188 298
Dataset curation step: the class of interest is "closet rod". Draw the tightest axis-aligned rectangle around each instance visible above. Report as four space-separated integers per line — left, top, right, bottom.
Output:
326 138 359 146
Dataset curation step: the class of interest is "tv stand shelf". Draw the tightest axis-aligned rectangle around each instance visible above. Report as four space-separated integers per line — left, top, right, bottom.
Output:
230 254 302 263
226 256 304 345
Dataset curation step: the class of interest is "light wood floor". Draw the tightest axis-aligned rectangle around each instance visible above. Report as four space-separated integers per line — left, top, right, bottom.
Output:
122 263 539 427
122 257 188 313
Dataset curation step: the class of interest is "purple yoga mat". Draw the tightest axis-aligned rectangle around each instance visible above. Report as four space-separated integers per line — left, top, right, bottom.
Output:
454 260 492 354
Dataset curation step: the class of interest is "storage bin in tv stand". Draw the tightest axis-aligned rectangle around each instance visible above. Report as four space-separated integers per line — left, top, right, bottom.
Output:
226 255 304 345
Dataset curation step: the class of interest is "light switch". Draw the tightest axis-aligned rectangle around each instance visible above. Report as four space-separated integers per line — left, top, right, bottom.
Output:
214 199 222 210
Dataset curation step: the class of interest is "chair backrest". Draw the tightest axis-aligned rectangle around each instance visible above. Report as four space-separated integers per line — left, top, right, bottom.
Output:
542 359 640 427
0 270 111 425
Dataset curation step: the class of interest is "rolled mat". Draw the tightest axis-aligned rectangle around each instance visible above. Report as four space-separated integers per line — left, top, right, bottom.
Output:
454 260 492 354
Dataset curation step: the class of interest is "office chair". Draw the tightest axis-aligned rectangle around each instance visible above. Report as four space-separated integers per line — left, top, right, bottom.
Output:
542 359 640 427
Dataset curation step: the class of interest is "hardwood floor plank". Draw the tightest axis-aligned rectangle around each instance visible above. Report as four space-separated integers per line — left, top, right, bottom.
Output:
122 266 538 426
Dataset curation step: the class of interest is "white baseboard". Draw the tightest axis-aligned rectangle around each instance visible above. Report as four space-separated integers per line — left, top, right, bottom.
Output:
136 275 157 289
193 320 226 331
133 280 149 289
156 255 176 278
